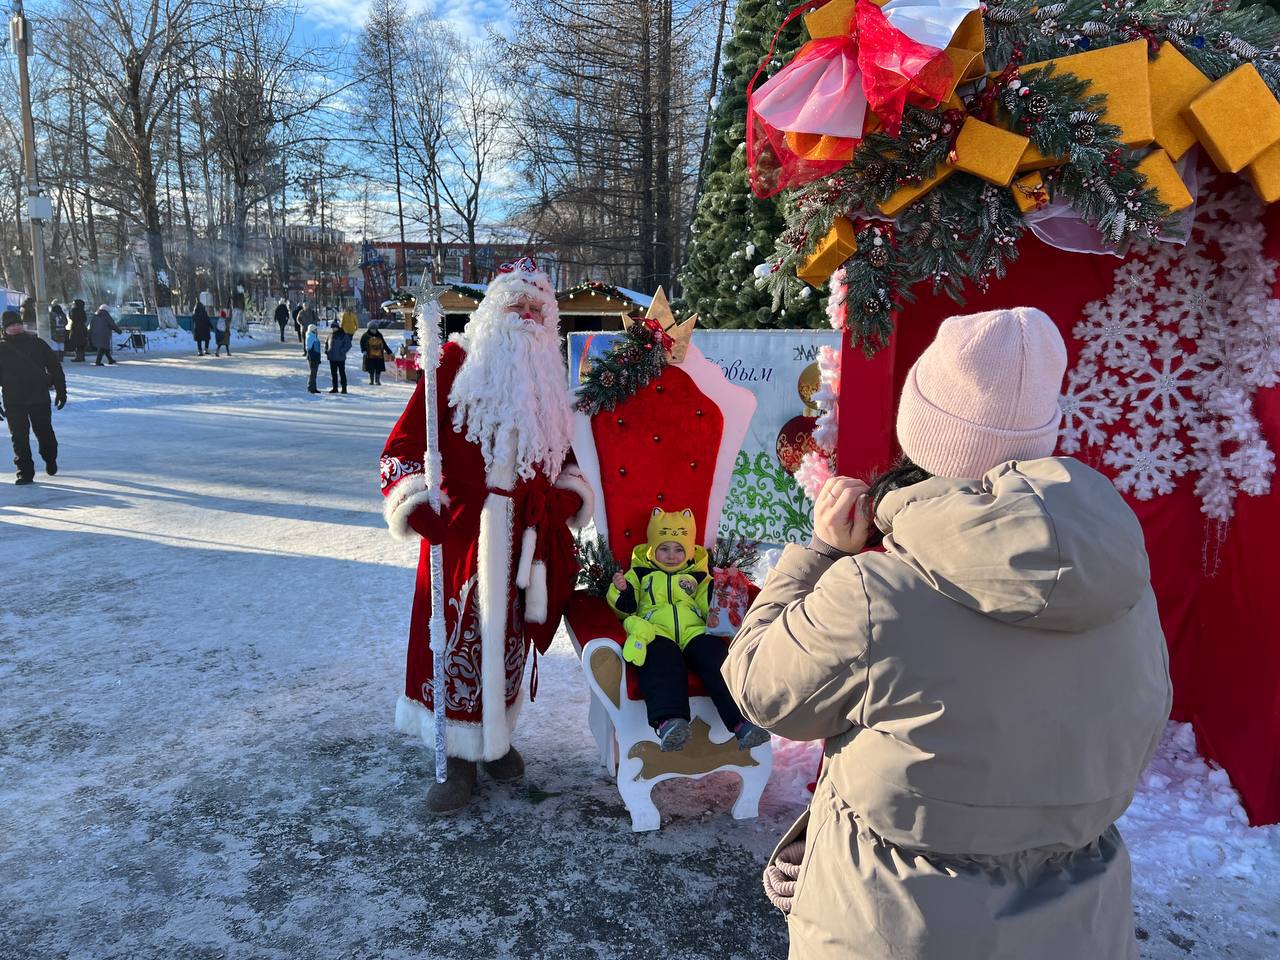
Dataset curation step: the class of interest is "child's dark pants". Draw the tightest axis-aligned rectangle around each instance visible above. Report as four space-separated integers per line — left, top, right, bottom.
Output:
637 633 744 732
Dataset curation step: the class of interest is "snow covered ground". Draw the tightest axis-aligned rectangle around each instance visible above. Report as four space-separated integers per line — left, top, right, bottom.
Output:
2 342 1278 959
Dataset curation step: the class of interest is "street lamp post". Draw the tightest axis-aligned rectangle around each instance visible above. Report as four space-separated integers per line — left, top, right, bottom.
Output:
10 0 48 341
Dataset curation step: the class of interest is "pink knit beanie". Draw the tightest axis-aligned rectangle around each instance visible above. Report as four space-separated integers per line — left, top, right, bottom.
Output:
896 307 1068 479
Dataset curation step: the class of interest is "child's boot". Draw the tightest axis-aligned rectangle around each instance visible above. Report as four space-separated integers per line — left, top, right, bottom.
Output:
657 718 692 752
734 720 770 750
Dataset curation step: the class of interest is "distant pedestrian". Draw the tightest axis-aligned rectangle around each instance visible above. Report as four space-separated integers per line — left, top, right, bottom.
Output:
20 296 36 331
340 306 358 336
305 323 322 393
89 305 121 366
324 320 352 394
67 299 88 363
192 300 212 356
360 324 390 385
291 301 304 343
214 310 232 356
0 309 65 484
49 301 68 360
274 299 290 342
296 302 318 353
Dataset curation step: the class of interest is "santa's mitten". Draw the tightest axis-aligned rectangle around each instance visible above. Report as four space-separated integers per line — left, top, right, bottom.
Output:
621 616 657 666
407 503 448 541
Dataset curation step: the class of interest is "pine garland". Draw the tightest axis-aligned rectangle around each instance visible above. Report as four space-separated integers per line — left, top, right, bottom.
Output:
576 535 622 598
752 0 1274 352
574 319 670 415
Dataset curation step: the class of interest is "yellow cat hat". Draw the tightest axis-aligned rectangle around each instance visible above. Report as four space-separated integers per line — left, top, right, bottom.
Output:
646 507 697 568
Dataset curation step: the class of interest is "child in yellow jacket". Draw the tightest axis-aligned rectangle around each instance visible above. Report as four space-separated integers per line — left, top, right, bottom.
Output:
607 508 770 753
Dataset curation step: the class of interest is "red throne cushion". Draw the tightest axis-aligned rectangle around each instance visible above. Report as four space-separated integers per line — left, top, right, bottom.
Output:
566 589 758 702
592 366 726 566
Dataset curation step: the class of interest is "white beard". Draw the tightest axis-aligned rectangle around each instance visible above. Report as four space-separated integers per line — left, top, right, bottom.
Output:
450 309 575 487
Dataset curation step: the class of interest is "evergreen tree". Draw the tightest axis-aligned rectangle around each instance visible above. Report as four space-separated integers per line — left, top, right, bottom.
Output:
681 0 827 329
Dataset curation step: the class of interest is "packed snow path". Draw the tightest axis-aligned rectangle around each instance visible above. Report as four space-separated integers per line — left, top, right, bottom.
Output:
2 340 1277 959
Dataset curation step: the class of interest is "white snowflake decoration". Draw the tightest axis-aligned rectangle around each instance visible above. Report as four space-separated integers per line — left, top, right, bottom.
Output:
1117 334 1202 435
1059 362 1122 453
1061 182 1280 520
1104 425 1189 499
1074 297 1154 365
1154 263 1216 338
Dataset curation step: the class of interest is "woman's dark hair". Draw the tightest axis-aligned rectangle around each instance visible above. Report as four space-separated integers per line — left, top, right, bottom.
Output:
864 454 933 548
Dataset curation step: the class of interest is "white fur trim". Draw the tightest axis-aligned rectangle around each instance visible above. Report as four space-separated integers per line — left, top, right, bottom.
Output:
395 693 524 763
477 493 516 761
383 475 450 542
525 560 548 624
515 527 537 590
554 465 596 530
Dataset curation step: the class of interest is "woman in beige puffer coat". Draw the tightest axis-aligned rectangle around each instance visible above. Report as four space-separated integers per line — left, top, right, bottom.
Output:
724 307 1172 960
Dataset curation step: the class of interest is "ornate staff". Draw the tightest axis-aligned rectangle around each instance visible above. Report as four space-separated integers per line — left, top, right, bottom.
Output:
385 279 451 783
416 279 452 784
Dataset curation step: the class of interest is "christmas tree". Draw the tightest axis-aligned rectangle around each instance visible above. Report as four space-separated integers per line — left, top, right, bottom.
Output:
681 0 828 330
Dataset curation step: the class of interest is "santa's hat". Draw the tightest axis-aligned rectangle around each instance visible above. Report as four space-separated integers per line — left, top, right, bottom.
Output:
482 256 556 309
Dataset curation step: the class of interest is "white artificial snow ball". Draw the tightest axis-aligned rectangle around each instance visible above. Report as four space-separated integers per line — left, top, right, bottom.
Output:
753 262 775 279
798 286 811 299
745 242 756 257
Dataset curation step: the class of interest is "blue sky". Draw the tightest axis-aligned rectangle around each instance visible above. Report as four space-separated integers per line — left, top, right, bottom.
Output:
293 0 512 45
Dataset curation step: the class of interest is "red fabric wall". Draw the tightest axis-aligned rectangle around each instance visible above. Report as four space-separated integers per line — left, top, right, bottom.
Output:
835 228 1280 825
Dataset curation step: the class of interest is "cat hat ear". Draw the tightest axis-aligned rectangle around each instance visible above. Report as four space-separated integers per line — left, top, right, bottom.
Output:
681 509 693 519
652 506 664 517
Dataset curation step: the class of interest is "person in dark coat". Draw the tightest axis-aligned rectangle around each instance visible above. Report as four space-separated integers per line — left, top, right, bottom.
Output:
192 301 212 355
67 299 88 362
274 299 290 342
324 320 353 394
360 324 390 385
292 301 305 343
0 309 65 484
296 302 318 352
49 301 68 359
20 296 36 331
214 309 232 356
89 305 121 365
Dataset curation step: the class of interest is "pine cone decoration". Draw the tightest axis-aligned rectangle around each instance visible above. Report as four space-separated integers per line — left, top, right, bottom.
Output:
600 371 616 387
862 296 884 314
1028 94 1049 117
1073 123 1097 145
868 246 890 269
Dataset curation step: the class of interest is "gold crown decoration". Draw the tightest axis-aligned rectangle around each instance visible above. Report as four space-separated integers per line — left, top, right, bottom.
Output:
622 287 698 363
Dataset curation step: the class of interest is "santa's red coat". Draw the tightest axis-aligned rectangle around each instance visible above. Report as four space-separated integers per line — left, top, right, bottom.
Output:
379 341 591 761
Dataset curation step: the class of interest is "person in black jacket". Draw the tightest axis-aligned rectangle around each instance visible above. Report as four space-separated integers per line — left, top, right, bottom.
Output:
0 309 65 484
67 299 89 362
49 301 68 360
274 298 290 342
192 300 212 355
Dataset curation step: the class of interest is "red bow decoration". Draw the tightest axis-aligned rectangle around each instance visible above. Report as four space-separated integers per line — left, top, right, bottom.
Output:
499 256 539 273
747 0 956 197
642 316 675 352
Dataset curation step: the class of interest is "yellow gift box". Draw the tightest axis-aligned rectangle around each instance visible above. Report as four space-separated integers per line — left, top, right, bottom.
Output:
1185 63 1280 173
1246 140 1280 203
952 117 1030 186
1014 39 1155 172
798 216 858 287
879 163 954 217
1135 148 1193 212
1010 172 1049 213
945 10 986 84
1148 42 1212 161
804 0 866 39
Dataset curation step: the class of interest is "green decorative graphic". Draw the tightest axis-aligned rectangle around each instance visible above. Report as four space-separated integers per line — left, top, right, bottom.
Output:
720 450 812 545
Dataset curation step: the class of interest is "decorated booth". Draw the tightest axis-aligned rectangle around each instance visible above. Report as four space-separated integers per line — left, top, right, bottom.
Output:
748 0 1280 823
564 291 773 831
